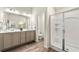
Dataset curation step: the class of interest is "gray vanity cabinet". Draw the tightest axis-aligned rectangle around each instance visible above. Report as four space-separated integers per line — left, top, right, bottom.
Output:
0 30 36 51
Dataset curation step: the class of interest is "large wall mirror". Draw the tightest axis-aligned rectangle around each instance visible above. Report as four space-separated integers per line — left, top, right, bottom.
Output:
0 11 30 31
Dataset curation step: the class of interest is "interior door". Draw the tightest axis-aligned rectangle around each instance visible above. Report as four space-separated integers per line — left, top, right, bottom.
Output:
64 8 79 52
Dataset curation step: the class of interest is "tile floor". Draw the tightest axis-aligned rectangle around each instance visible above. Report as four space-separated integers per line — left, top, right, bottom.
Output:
6 40 56 52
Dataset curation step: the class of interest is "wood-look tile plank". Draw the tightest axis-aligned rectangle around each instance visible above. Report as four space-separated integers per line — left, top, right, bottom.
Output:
6 40 55 52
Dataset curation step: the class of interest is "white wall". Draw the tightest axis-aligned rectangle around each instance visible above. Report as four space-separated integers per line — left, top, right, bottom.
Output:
0 8 6 30
44 7 56 48
0 8 5 21
55 7 77 13
33 7 46 42
37 12 45 37
36 8 46 38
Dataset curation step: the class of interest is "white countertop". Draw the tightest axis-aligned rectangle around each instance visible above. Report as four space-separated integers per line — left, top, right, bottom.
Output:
0 29 36 33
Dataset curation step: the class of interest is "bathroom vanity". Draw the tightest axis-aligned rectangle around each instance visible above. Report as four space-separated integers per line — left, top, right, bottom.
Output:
0 30 36 51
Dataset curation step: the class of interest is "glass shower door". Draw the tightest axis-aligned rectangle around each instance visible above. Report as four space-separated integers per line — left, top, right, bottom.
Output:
50 13 64 50
64 8 79 52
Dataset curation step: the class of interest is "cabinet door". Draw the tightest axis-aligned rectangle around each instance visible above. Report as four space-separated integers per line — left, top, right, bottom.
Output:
20 32 26 44
0 33 3 50
64 8 79 52
12 32 20 46
30 31 35 41
26 31 31 43
4 33 12 49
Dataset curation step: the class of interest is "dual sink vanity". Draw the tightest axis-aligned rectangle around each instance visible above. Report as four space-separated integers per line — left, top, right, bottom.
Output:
0 30 36 51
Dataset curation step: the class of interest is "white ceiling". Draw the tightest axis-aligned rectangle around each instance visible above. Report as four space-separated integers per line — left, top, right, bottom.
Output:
55 7 65 10
2 7 67 14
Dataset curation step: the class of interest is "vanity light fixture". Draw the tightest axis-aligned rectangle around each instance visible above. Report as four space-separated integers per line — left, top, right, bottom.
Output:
5 8 31 17
22 12 31 17
5 8 20 14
